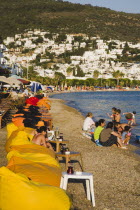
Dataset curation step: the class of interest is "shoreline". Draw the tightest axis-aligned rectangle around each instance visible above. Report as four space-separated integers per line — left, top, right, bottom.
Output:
50 98 140 209
49 89 140 96
49 91 140 151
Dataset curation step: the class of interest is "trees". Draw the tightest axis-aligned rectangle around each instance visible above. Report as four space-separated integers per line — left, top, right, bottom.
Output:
0 66 10 77
92 40 97 50
73 36 83 43
122 42 130 54
93 70 100 79
112 70 124 86
108 41 117 51
0 35 3 44
0 0 140 41
33 36 44 44
45 51 55 60
54 72 66 85
22 48 30 54
44 33 53 40
7 42 16 49
55 34 67 43
76 65 85 77
66 66 74 76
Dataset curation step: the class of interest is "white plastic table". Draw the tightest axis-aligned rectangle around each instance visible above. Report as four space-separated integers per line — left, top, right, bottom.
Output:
60 172 95 207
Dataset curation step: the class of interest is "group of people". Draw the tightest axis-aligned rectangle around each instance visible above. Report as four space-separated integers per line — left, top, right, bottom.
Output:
107 107 136 126
82 107 137 149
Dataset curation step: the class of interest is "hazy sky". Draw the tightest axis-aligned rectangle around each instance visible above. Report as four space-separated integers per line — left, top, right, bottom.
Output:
63 0 140 14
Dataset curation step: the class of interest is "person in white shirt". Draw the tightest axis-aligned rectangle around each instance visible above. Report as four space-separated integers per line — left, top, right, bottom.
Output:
82 112 95 139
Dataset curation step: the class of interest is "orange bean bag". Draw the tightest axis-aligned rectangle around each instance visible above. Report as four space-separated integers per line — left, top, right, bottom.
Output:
7 156 61 187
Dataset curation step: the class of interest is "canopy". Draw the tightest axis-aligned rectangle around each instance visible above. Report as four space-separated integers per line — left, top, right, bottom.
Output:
10 75 30 85
31 82 42 93
0 76 22 86
18 79 30 85
0 76 9 84
10 75 22 79
8 77 22 85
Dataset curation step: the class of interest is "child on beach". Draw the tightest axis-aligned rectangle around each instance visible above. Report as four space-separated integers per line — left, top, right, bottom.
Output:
114 122 129 133
115 109 121 123
121 126 131 145
123 111 136 125
82 112 95 139
107 107 117 122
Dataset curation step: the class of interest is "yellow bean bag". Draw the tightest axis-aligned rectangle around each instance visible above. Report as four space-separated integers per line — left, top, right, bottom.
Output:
6 123 34 141
7 145 60 168
7 156 61 187
0 167 71 210
5 128 33 153
6 122 18 139
9 144 55 157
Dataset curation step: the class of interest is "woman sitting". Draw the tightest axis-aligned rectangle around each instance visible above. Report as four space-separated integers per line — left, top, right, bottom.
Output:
99 122 127 149
82 112 95 139
94 119 106 145
32 126 54 151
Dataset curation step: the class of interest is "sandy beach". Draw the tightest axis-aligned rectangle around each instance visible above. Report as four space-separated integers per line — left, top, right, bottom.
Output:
0 98 140 209
51 98 140 210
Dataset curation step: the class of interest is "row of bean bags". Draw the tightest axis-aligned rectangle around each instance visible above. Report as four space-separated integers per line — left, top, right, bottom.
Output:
0 167 70 210
0 96 71 209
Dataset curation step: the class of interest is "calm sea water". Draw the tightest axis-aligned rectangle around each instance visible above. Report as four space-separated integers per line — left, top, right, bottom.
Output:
51 91 140 151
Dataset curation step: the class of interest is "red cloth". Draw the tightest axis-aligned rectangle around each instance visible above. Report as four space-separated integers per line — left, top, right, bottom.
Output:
25 97 39 106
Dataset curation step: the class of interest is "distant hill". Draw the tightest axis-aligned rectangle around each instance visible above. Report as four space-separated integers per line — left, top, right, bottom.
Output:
0 0 140 42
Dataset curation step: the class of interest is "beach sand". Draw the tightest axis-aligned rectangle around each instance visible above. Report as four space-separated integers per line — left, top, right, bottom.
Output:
0 98 140 209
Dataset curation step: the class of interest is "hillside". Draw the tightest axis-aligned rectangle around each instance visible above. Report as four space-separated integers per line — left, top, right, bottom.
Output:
0 0 140 42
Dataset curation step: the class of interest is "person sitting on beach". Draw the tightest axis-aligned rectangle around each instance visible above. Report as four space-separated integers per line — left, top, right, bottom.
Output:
121 126 131 145
115 109 121 123
32 126 54 151
114 122 129 133
106 107 117 122
99 122 127 149
123 111 136 126
82 112 95 139
94 119 106 146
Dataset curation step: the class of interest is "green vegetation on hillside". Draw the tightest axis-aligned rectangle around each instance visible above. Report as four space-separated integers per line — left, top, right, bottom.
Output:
0 0 140 42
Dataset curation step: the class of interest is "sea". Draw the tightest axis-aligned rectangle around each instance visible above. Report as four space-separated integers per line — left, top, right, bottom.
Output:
50 91 140 154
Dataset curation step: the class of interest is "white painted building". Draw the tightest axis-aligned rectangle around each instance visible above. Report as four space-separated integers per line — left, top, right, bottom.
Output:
1 29 140 81
4 37 15 45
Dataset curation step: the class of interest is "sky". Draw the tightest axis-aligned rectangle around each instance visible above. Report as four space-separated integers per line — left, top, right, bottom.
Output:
63 0 140 14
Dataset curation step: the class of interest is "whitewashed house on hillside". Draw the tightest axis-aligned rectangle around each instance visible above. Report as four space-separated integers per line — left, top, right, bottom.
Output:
4 37 14 45
66 35 74 43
